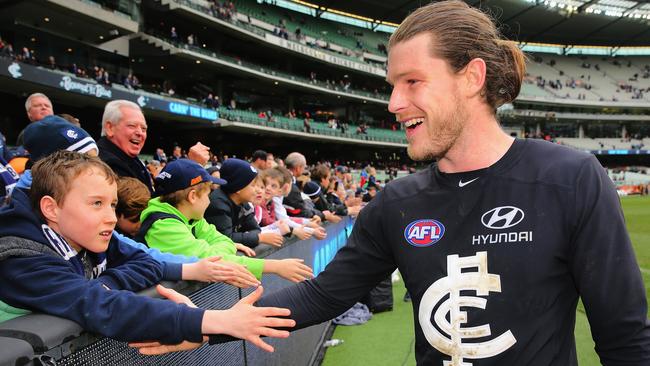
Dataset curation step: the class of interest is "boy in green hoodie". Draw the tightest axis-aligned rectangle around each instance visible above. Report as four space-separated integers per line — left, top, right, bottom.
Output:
138 159 313 283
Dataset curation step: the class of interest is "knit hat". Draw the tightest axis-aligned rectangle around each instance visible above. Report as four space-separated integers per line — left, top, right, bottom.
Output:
303 181 321 197
155 159 227 196
24 115 98 162
219 158 258 193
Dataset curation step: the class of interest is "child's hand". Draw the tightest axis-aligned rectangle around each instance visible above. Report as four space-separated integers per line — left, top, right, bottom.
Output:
310 215 321 224
236 243 256 257
293 226 312 240
312 226 327 240
305 220 321 229
273 259 314 283
204 286 295 352
324 211 342 223
258 232 284 247
185 257 260 288
347 205 361 218
277 220 291 235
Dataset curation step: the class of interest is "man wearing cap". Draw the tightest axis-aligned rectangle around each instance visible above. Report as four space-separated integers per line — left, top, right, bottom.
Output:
205 158 284 248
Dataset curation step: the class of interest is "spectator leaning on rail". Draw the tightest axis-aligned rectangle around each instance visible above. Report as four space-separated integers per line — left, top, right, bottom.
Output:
14 116 259 289
0 150 294 350
137 159 314 283
204 158 285 248
283 152 340 223
98 99 211 194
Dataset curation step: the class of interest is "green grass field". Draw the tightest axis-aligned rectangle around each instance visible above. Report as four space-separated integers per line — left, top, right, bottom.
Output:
322 195 650 366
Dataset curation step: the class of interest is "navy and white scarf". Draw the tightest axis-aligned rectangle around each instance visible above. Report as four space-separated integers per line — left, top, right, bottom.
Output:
41 224 107 278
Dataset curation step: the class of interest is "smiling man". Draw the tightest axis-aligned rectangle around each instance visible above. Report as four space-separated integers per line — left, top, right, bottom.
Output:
97 100 153 193
133 1 650 365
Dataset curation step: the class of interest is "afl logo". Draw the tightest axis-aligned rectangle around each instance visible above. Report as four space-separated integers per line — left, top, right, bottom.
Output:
404 219 445 247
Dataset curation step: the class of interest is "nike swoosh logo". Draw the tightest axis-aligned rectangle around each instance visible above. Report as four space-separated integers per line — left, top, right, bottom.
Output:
458 177 479 187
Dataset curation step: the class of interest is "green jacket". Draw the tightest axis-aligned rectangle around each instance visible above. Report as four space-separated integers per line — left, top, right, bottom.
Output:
141 198 264 279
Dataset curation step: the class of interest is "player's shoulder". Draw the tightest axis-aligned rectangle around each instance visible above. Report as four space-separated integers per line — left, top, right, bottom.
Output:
508 139 599 186
381 166 433 201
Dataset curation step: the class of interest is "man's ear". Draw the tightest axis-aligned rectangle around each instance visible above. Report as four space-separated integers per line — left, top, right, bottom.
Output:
462 58 487 98
40 196 59 223
104 121 115 138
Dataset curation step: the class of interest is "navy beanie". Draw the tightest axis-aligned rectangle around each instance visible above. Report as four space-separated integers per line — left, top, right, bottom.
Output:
303 181 321 197
24 115 98 162
220 158 258 193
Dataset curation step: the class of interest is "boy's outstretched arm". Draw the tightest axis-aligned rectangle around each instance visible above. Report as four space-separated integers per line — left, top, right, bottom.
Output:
130 285 295 355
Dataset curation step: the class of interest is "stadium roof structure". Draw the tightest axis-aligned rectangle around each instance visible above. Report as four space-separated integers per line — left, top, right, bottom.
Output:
296 0 650 48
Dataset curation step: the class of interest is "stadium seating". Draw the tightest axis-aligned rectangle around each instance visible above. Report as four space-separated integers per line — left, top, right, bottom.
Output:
523 54 650 102
557 137 649 151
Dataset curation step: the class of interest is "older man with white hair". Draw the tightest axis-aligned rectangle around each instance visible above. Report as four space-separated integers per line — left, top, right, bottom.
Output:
16 93 54 145
97 100 211 194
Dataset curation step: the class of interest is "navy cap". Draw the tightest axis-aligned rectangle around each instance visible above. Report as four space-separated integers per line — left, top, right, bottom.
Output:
24 115 98 162
219 158 258 194
303 181 321 197
155 159 227 196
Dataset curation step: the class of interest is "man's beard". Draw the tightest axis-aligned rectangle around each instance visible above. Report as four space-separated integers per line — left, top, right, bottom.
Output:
407 97 466 162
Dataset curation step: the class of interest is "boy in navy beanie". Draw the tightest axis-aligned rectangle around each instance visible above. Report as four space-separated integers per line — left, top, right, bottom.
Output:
205 158 285 248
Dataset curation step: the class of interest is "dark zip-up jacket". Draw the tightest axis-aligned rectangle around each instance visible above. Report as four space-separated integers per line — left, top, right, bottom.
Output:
97 137 154 194
205 187 260 248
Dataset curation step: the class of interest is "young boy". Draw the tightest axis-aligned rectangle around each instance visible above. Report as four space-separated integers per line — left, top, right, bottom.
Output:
15 116 258 288
251 176 290 236
205 158 284 248
116 177 258 287
263 167 327 240
0 151 294 350
140 159 313 283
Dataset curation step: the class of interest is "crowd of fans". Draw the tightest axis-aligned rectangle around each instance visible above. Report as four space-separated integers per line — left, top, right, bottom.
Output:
0 32 398 145
0 92 399 351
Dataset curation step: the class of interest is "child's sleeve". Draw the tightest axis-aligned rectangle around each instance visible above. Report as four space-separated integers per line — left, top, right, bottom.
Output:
113 230 199 264
145 218 224 258
194 220 265 279
101 237 183 287
0 254 205 344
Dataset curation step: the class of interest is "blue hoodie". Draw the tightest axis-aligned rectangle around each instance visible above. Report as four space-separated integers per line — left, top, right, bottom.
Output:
0 188 205 343
14 169 199 265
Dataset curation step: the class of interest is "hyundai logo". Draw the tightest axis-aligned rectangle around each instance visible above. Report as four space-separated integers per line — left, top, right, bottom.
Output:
481 206 524 229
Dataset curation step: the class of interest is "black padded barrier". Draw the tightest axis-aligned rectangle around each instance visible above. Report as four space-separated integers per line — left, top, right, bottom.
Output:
0 217 354 366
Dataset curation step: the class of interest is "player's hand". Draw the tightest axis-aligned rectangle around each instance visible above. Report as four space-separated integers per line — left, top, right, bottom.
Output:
129 285 206 355
258 232 284 247
204 286 295 352
188 142 210 166
236 243 256 257
310 215 321 224
129 338 207 355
